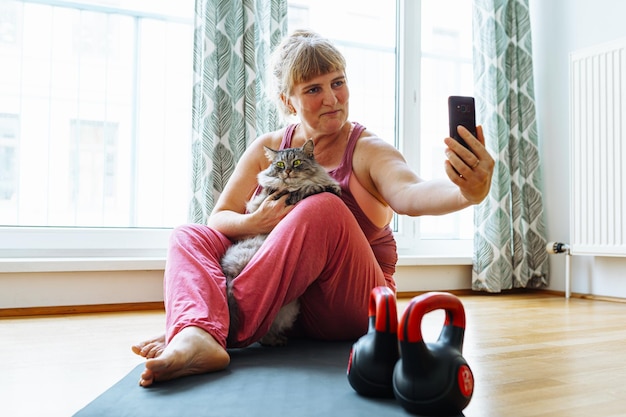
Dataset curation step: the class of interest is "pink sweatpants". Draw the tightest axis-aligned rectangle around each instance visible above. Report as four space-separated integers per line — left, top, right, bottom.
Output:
163 193 393 349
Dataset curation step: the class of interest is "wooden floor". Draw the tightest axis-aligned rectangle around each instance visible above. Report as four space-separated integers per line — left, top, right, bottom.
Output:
2 293 626 417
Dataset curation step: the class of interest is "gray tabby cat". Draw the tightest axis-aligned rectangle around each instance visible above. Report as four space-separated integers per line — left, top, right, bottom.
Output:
222 139 341 346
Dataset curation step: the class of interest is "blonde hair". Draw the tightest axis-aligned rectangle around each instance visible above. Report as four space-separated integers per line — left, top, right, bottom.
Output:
269 30 347 118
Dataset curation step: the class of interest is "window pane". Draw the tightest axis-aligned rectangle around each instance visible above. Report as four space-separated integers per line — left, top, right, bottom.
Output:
0 114 19 205
0 1 193 228
419 0 474 240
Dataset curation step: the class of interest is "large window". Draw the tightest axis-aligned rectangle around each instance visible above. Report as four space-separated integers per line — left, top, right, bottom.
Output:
0 0 193 229
0 0 193 261
1 0 474 266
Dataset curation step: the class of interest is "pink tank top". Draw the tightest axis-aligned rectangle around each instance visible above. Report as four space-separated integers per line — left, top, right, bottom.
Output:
280 123 398 278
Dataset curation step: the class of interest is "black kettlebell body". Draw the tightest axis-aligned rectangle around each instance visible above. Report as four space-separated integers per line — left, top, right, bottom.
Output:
347 286 399 398
393 292 474 416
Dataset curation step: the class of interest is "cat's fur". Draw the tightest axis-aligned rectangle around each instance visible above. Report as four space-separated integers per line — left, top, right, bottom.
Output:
221 139 341 346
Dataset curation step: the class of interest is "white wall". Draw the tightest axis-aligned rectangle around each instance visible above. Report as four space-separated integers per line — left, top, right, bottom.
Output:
0 270 164 309
530 0 626 297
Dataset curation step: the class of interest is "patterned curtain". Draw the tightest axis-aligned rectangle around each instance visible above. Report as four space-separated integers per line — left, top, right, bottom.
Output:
471 0 549 292
189 0 287 223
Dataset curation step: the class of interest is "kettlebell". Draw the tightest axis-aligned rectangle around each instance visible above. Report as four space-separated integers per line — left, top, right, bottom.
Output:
393 292 474 416
347 286 399 398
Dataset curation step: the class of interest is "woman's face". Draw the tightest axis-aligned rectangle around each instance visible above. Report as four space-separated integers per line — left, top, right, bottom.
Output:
287 70 350 134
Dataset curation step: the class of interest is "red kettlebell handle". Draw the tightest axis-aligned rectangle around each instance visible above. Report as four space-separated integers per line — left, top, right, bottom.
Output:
398 292 465 343
369 286 397 334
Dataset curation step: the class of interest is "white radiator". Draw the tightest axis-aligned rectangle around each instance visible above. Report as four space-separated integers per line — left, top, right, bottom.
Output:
570 38 626 256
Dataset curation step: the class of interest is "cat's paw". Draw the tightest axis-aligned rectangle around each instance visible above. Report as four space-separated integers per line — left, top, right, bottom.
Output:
259 332 289 347
327 184 341 196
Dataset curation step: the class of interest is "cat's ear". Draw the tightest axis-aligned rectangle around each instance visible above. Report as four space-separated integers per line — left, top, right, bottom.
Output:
264 146 278 161
302 139 315 158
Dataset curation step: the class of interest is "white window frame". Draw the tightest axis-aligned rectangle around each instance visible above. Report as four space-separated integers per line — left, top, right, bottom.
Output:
0 0 188 272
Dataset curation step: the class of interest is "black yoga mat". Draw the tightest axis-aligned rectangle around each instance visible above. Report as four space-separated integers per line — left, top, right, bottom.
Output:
73 340 415 417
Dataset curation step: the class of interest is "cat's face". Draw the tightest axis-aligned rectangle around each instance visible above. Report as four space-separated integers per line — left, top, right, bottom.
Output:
264 140 316 184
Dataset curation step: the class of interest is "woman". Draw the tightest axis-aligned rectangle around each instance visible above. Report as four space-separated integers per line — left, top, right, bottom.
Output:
132 30 494 387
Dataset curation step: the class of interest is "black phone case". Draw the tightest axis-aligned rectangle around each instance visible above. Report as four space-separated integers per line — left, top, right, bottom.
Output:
448 96 477 149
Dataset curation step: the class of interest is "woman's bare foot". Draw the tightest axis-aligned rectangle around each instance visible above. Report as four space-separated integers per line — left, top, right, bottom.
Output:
132 334 166 358
138 326 230 387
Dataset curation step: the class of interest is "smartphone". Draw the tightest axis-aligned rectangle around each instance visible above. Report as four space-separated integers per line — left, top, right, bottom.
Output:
448 96 477 149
